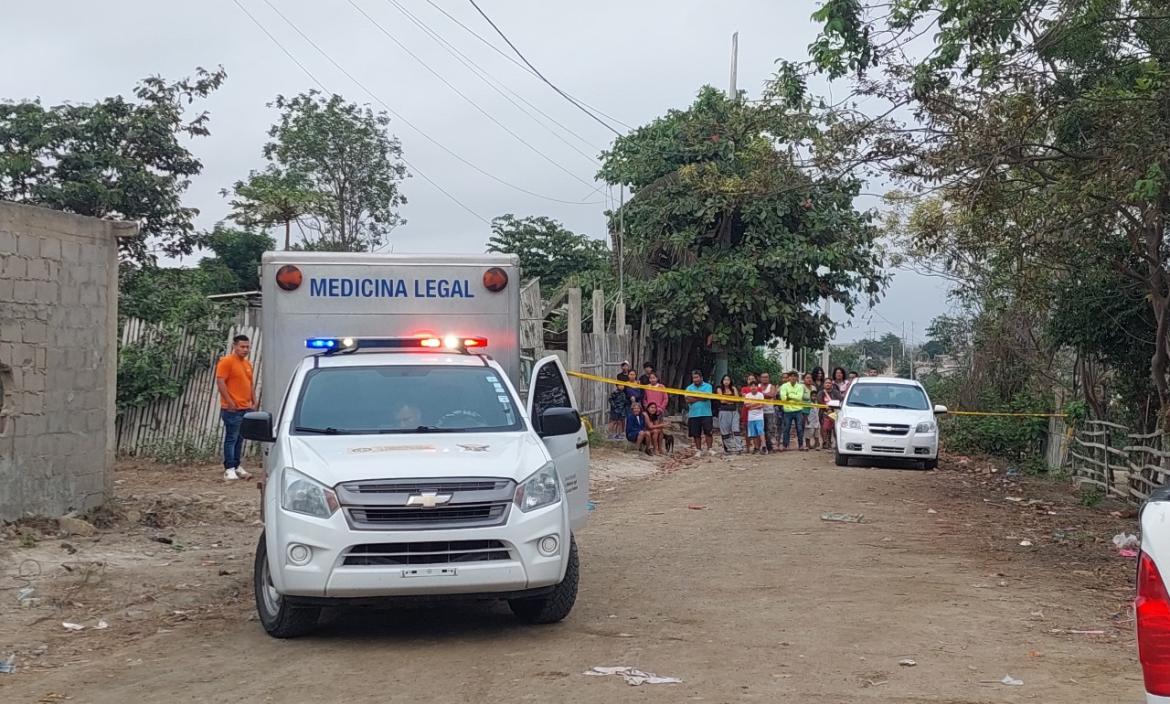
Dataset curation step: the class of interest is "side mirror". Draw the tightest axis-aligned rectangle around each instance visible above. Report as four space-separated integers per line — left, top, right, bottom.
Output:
828 399 841 409
241 411 275 442
933 404 948 415
539 407 581 437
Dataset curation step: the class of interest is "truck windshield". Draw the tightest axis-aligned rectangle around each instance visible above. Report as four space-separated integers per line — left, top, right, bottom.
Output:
292 366 523 435
846 383 930 411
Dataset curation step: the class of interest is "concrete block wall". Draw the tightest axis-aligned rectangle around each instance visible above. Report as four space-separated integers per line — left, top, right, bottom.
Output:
0 202 135 520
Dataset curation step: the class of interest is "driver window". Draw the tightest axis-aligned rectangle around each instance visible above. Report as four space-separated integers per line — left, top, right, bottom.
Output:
532 362 571 419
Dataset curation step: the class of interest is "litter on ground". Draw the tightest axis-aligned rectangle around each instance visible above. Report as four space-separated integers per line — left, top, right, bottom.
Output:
583 666 682 686
821 512 864 524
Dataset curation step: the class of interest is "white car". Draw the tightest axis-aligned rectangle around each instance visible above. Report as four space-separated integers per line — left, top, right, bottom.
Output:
1137 488 1170 702
241 338 589 637
829 377 947 470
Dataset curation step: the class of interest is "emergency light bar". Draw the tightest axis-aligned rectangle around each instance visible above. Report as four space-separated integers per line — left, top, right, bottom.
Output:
305 335 488 353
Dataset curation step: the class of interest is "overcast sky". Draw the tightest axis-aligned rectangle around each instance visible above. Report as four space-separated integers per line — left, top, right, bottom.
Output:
1 0 953 343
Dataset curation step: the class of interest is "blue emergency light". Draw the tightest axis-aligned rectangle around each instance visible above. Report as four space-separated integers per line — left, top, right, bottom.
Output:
306 338 340 349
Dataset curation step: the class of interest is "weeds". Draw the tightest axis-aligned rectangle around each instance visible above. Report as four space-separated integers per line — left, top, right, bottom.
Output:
1078 487 1104 508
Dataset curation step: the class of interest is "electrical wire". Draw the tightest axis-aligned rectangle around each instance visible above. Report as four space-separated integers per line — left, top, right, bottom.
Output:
383 0 603 159
250 0 602 207
465 0 625 136
230 0 489 224
424 0 633 130
346 0 602 193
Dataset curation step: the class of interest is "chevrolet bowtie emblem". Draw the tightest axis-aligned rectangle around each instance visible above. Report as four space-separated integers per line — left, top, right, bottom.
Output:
406 491 453 508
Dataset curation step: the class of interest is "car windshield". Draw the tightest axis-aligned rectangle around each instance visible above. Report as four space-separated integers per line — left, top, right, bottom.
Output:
846 383 930 411
293 365 523 434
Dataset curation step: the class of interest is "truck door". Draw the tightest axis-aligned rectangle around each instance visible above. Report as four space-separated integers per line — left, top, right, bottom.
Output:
526 355 590 531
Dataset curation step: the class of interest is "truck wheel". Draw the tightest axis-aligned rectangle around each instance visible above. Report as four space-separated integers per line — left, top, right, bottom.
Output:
923 458 938 470
254 532 320 638
509 538 579 624
834 451 848 467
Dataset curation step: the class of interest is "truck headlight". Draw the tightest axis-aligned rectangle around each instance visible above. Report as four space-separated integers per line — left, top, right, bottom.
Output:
915 421 937 434
840 416 863 430
280 467 339 519
515 462 560 513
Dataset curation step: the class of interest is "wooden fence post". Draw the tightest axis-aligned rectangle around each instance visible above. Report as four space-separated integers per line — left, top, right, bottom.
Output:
592 289 605 334
567 288 582 400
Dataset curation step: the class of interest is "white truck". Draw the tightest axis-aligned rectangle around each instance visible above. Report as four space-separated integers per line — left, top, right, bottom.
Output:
1137 488 1170 702
241 252 590 637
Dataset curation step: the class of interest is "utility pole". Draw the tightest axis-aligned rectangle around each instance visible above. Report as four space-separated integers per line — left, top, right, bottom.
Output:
713 31 739 383
820 297 830 372
729 32 739 98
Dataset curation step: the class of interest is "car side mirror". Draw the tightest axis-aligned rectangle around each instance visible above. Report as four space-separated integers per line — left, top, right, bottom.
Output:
539 407 581 437
933 404 948 415
241 411 275 442
828 399 841 409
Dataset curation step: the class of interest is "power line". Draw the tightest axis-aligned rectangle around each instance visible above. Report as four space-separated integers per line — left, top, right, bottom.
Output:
383 0 603 159
255 0 601 207
230 0 489 224
347 0 601 192
422 0 632 131
465 0 625 137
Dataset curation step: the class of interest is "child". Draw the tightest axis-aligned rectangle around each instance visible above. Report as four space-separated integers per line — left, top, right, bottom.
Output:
608 384 629 440
645 401 666 454
743 383 765 454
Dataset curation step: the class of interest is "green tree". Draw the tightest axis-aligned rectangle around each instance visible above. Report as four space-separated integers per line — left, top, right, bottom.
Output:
810 0 1170 427
222 166 322 250
486 214 611 292
197 225 275 294
0 68 226 264
598 86 887 385
261 91 407 251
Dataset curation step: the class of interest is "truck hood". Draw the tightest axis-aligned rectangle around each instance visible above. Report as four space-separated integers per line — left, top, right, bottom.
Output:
285 431 550 486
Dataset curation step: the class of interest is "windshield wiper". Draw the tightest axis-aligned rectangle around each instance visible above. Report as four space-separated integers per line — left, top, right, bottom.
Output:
295 426 346 434
874 403 914 409
848 401 874 407
370 425 460 434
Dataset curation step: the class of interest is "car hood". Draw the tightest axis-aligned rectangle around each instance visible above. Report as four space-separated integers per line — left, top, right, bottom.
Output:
840 406 934 424
285 431 550 487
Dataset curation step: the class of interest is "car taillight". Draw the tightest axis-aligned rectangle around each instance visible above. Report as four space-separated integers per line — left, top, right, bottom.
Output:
1137 551 1170 695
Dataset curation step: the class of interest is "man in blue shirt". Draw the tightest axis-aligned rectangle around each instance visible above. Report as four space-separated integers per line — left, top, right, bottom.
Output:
684 369 715 457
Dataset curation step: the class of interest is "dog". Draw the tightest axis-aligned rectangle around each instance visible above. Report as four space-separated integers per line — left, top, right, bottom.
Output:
664 434 675 452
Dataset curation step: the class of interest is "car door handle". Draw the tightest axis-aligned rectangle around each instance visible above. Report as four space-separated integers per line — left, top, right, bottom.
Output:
575 439 589 449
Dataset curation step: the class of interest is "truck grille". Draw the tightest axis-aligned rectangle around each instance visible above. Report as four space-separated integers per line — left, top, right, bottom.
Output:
349 479 510 494
868 423 910 436
336 477 515 530
344 540 511 566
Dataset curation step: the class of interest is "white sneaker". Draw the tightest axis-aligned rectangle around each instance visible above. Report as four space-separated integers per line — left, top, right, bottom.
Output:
224 468 240 481
693 450 703 459
234 466 253 480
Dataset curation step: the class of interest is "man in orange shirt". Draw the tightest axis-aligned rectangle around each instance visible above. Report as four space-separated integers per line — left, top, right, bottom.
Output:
216 334 256 481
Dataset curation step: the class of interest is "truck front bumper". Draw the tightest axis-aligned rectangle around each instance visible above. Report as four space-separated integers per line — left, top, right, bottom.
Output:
267 500 570 599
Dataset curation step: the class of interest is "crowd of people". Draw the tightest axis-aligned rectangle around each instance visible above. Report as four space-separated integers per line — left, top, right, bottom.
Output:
608 360 878 458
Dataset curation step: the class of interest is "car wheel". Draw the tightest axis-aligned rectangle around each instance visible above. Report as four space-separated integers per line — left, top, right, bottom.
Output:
923 458 938 470
509 538 579 624
834 451 848 467
254 532 320 638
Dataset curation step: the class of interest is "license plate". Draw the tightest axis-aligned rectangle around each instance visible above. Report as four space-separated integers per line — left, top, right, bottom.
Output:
401 567 457 578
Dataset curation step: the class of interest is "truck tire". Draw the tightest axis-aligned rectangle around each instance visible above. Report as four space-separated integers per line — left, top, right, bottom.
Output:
509 538 579 624
923 458 938 470
254 532 320 638
834 451 848 467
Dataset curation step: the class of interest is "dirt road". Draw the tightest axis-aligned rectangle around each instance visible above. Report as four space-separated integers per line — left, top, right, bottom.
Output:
0 449 1143 702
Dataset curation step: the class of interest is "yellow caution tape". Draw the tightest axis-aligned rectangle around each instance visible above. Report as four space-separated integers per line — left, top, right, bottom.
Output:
567 370 827 410
568 370 1066 418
